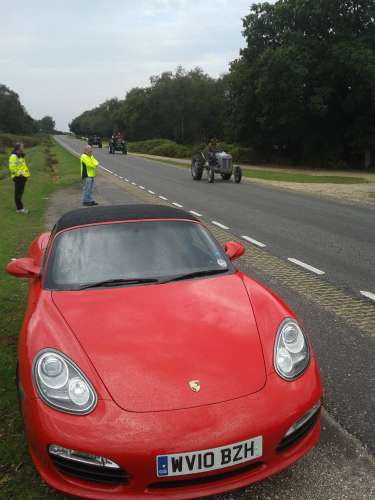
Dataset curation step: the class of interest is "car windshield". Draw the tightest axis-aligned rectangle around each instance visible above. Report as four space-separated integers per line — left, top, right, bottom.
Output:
44 220 232 290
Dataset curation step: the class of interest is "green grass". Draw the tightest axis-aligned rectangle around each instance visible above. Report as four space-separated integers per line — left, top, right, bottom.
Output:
134 154 367 184
0 138 78 498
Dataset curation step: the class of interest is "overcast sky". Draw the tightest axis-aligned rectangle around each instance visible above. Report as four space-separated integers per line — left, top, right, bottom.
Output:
1 1 263 130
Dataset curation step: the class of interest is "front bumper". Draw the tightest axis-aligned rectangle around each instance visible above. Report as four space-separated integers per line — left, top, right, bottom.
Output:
23 365 321 499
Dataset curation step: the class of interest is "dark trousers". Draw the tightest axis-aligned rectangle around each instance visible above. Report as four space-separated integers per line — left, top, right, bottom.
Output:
13 176 27 210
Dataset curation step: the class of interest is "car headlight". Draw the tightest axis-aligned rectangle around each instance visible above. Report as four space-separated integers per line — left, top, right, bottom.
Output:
274 318 309 380
33 349 97 414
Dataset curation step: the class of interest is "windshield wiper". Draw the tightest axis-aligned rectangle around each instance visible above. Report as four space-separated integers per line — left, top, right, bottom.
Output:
78 278 159 290
160 268 228 284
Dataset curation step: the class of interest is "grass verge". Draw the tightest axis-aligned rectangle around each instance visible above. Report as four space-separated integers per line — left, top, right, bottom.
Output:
0 138 78 498
134 155 367 184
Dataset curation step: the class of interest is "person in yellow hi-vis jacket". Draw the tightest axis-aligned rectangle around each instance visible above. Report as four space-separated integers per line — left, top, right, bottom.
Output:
80 145 99 206
9 143 30 214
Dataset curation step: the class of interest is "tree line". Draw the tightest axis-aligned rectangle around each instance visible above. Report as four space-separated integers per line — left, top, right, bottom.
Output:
70 0 375 167
0 84 56 135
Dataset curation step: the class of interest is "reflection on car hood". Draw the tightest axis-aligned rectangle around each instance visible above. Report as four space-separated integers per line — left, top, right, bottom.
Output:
52 274 266 412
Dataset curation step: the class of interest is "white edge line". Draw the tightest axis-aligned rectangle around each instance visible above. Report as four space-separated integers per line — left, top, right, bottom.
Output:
288 258 325 275
189 210 203 217
212 221 229 230
159 196 168 201
360 291 375 302
131 182 137 185
100 166 112 174
124 178 129 182
139 186 145 190
241 235 266 248
148 190 155 195
172 202 183 208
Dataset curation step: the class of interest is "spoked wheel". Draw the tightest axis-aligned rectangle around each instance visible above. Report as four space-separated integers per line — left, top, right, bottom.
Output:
208 167 215 183
191 159 203 180
221 173 231 181
234 166 242 183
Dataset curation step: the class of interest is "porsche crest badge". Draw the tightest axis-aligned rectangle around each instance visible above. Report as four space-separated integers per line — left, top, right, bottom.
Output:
189 380 201 392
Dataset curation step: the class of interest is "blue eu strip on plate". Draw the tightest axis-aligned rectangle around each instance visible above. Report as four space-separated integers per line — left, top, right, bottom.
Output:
157 456 169 476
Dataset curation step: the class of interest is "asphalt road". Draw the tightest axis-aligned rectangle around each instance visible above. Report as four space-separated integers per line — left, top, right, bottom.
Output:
44 164 375 500
54 137 375 455
56 135 375 301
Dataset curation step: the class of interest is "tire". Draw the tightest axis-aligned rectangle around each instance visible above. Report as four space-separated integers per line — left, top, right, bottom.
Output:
191 160 203 180
234 166 242 183
221 173 231 181
208 167 215 183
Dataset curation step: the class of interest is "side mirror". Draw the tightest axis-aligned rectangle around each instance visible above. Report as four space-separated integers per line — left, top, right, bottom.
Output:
6 257 40 278
224 241 245 261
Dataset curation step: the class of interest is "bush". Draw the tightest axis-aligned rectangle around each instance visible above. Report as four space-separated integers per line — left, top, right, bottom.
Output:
128 138 264 164
0 133 42 149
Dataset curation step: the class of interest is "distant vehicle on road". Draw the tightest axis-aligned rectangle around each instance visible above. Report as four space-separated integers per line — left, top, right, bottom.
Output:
191 150 242 183
109 134 127 155
87 135 102 148
6 203 322 499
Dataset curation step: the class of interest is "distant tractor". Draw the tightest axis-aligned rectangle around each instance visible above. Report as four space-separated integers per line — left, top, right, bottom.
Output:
191 151 242 183
109 134 127 155
88 135 102 148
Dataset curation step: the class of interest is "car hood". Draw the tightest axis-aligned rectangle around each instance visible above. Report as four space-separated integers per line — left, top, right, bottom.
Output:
52 274 266 412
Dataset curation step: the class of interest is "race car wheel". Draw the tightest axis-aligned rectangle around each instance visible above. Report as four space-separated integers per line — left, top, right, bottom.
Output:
221 173 231 181
208 167 215 183
191 160 203 180
234 166 242 183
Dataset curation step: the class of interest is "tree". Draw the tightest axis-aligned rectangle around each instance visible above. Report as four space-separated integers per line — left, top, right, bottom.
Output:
38 116 55 133
0 84 36 134
227 0 375 165
69 67 225 144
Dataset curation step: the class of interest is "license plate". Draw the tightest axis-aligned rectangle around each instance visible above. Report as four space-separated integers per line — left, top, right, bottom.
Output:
156 436 262 477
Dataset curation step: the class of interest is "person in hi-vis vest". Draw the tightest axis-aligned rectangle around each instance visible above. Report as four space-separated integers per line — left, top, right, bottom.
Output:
9 143 30 214
80 145 99 206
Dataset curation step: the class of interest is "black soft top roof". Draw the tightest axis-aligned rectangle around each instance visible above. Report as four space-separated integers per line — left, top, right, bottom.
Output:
54 204 198 233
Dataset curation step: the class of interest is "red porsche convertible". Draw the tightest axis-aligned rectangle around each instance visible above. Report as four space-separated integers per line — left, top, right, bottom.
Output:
6 204 322 499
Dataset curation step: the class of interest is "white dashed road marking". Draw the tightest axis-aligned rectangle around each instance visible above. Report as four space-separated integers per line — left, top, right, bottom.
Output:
288 258 325 275
241 235 266 248
159 196 168 201
360 291 375 302
131 182 137 186
172 202 183 208
189 210 203 217
139 186 145 190
148 190 155 195
212 221 229 230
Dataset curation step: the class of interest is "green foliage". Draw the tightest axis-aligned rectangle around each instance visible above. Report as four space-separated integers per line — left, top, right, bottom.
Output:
0 84 37 134
226 0 375 165
70 67 224 144
0 133 42 148
37 115 55 133
68 1 375 167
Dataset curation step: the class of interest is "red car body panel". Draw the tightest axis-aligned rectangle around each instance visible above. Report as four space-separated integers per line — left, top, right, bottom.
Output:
52 274 266 412
9 217 323 499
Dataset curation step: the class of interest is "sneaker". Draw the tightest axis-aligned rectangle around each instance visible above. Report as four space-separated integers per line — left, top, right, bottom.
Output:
16 208 29 214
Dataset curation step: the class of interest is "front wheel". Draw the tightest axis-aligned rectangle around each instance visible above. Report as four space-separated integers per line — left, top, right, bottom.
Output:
234 166 242 183
208 167 215 183
191 160 203 180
